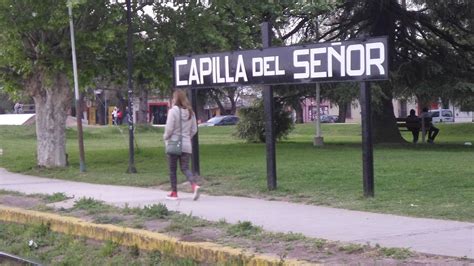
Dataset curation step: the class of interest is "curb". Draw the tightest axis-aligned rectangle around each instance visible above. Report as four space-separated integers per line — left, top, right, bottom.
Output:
0 205 315 265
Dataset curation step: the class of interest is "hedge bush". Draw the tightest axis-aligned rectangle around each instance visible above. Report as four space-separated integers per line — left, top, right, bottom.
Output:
235 99 293 142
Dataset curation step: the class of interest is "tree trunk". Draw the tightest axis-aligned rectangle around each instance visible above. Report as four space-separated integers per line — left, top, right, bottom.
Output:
116 91 127 112
136 86 148 124
95 93 105 125
373 84 405 143
294 102 303 123
416 94 432 112
196 90 208 122
337 102 347 123
210 91 226 115
28 72 71 168
229 96 236 115
366 1 405 143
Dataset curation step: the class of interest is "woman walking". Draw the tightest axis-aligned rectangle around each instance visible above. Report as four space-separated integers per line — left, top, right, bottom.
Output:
163 89 200 200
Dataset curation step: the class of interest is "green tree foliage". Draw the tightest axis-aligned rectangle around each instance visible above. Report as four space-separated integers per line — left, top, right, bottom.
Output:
0 90 13 114
321 82 359 123
0 0 124 167
147 0 335 119
235 99 293 143
314 0 474 142
0 0 124 91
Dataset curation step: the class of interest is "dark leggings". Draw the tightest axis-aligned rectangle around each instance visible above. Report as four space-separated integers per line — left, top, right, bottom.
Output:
410 128 420 143
428 126 439 141
167 153 196 192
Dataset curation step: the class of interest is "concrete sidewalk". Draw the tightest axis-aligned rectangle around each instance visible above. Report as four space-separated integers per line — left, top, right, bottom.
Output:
0 168 472 259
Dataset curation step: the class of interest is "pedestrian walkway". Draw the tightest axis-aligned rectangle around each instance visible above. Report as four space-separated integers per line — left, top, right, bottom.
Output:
0 168 472 259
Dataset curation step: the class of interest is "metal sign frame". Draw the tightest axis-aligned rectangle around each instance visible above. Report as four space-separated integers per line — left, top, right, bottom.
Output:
175 23 388 197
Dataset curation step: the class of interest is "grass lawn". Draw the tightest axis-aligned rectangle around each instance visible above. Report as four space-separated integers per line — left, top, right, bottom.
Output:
0 221 198 265
0 123 473 222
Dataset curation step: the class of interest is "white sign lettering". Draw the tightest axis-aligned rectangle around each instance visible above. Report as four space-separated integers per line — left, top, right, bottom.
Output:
174 37 388 88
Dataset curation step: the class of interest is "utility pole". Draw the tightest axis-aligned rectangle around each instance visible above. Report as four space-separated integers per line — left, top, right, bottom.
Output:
68 1 86 172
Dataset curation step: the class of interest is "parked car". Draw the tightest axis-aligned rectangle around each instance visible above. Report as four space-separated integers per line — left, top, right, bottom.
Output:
199 115 239 127
429 109 454 123
318 114 337 123
329 115 339 122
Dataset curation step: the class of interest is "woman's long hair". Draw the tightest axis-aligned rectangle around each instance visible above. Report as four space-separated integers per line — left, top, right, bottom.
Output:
173 89 194 120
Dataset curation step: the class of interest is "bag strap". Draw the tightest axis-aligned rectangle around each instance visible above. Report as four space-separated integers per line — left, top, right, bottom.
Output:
178 107 183 142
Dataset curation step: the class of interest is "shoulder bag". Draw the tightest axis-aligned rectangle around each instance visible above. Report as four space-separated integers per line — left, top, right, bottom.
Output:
165 108 182 156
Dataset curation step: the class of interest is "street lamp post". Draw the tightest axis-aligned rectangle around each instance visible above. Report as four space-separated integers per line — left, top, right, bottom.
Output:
68 1 86 172
313 19 323 147
126 0 137 173
314 83 324 146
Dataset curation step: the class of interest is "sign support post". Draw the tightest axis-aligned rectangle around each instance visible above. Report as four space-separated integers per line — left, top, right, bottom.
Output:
189 88 201 176
360 81 374 197
261 21 277 190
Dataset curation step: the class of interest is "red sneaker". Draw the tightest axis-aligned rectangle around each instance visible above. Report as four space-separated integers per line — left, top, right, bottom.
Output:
166 191 178 200
192 184 200 201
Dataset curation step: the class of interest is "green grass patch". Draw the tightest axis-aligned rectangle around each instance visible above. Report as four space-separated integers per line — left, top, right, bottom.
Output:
122 203 170 219
226 221 262 237
0 123 473 221
140 203 169 219
313 238 327 249
0 189 23 196
338 243 365 254
267 232 306 242
73 197 111 214
93 215 124 225
378 247 413 260
44 192 69 203
0 221 199 265
164 213 208 235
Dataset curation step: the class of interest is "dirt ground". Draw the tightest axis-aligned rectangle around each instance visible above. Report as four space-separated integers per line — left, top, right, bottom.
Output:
0 192 472 265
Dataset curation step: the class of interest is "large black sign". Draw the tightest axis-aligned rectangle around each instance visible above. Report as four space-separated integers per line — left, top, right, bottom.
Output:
174 36 388 88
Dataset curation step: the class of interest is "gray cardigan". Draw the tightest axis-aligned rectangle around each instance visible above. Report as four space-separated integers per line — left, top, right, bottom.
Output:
163 106 197 154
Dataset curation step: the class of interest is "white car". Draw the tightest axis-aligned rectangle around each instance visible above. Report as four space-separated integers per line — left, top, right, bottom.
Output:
429 109 454 123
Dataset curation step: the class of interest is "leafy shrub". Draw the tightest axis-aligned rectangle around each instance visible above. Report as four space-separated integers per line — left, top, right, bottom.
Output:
235 99 293 142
